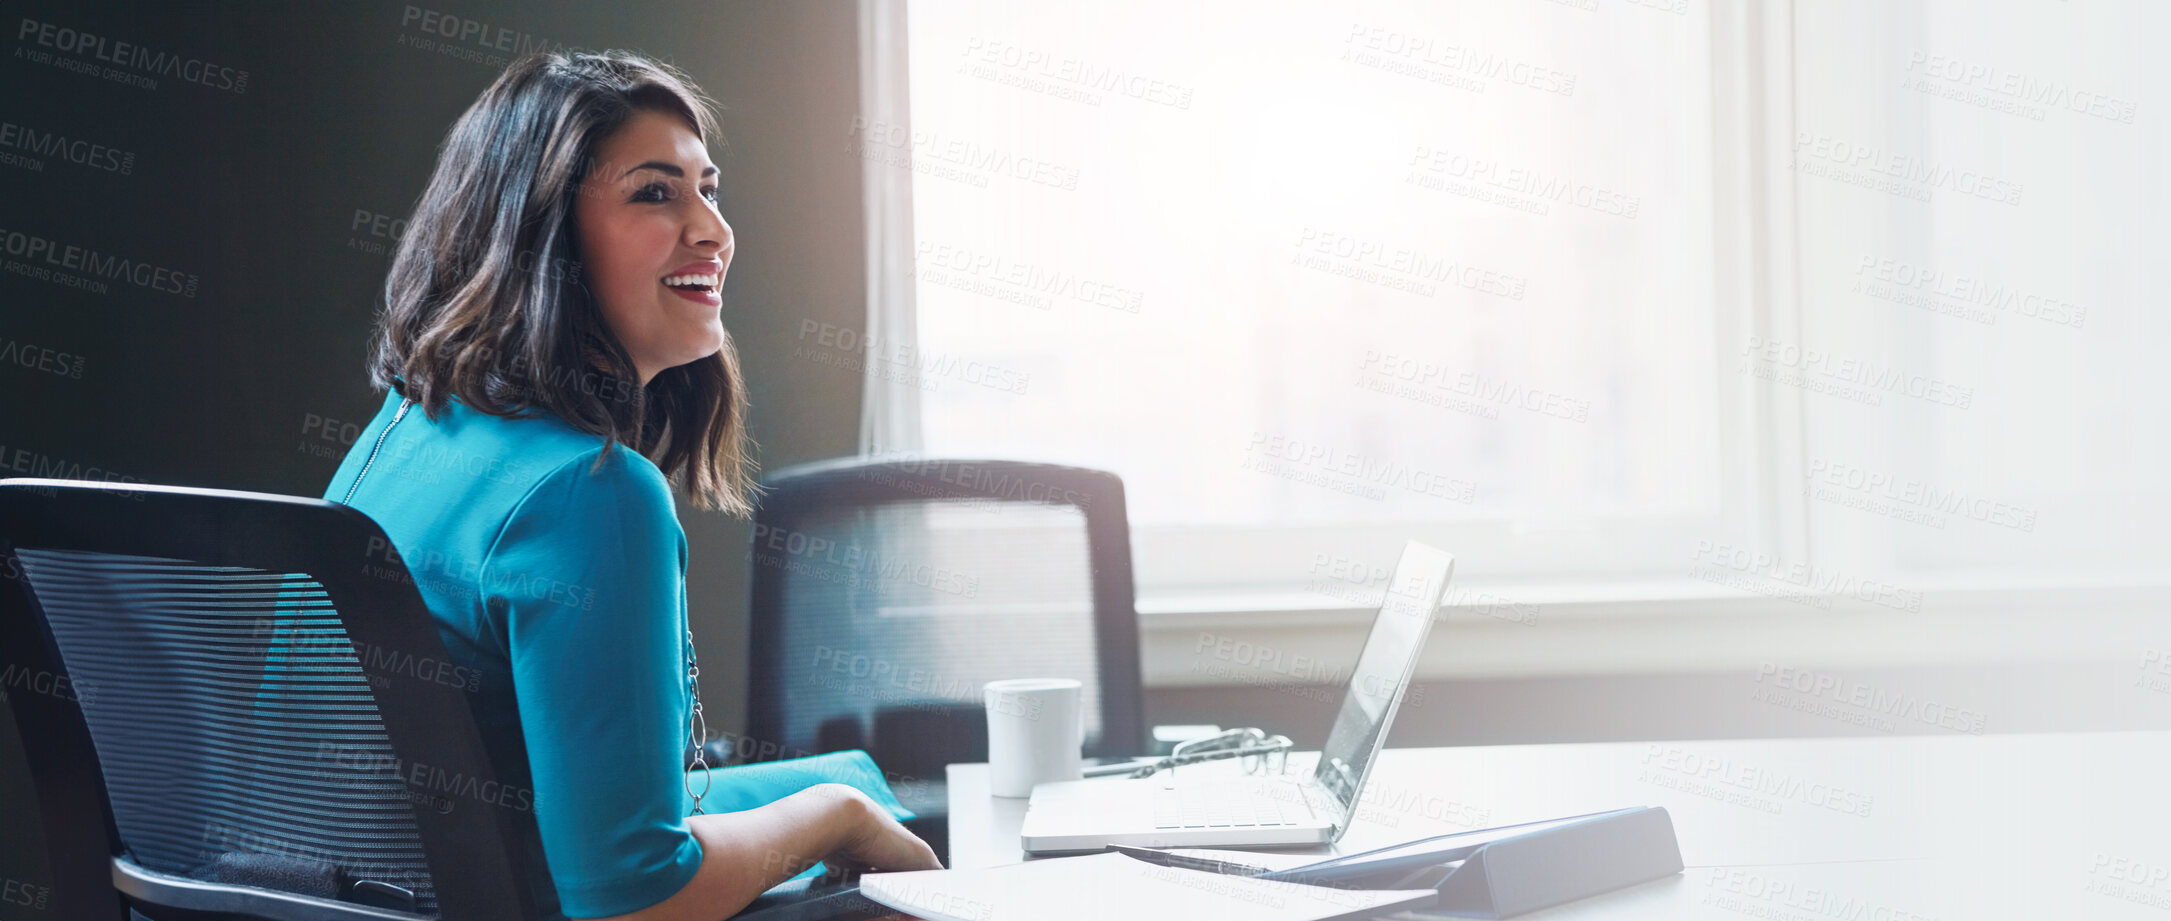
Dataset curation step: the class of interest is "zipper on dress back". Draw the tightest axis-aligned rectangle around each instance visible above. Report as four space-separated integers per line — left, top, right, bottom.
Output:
340 397 414 505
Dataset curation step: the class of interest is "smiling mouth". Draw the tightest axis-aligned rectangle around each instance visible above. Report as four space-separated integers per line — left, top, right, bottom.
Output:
662 273 719 294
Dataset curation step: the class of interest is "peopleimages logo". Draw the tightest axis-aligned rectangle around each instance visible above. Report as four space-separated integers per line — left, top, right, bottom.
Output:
1704 870 1937 921
0 121 136 175
1356 350 1590 421
0 877 48 912
1294 227 1529 302
793 320 1032 396
1753 662 1984 734
1691 541 1923 614
1342 22 1577 97
1853 255 2085 329
0 662 97 707
398 5 561 55
16 18 249 93
957 37 1195 110
1739 335 1974 410
1244 431 1478 504
0 444 144 493
914 240 1144 314
1640 745 1876 818
1792 131 2022 206
1904 49 2139 125
752 523 982 599
0 226 201 297
319 742 534 814
1406 146 1640 219
1803 458 2037 533
846 117 1083 192
0 335 86 379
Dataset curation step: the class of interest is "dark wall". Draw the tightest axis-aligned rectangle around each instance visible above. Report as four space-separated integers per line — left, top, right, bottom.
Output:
0 0 870 728
1 2 869 915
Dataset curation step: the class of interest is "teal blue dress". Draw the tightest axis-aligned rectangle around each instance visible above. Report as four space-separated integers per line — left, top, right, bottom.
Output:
323 386 702 920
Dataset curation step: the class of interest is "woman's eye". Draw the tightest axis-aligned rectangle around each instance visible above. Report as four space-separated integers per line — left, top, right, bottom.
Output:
701 186 718 203
632 183 670 203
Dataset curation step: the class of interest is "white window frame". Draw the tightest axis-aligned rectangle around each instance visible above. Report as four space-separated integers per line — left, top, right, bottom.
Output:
854 0 2171 681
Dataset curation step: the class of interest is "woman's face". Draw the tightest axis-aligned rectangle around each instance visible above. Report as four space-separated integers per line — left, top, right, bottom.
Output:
573 108 733 387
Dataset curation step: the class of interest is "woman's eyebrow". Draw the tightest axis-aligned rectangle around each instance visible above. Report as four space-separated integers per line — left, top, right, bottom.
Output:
618 160 720 179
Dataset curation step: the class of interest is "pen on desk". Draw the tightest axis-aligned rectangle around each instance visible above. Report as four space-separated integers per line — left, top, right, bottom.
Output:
1106 845 1273 877
1081 742 1290 779
1080 759 1156 778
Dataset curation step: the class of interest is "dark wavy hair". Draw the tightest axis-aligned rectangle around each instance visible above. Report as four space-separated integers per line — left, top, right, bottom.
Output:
370 49 755 514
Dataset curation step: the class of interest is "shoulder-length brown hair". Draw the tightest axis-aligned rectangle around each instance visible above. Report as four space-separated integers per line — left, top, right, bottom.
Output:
371 49 755 515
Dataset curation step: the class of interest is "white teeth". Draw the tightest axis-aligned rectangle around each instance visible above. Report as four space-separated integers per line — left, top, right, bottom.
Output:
662 273 719 289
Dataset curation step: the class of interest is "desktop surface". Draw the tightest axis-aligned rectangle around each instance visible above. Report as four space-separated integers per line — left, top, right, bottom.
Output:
948 731 2171 918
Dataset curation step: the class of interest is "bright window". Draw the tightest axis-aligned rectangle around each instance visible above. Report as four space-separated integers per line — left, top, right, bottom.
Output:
867 0 2169 606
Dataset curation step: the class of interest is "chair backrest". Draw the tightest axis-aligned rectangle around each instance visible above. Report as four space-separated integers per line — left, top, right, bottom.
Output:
0 478 537 921
745 459 1145 779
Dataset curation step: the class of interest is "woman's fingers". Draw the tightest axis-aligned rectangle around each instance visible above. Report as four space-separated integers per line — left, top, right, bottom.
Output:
817 785 942 872
845 822 941 872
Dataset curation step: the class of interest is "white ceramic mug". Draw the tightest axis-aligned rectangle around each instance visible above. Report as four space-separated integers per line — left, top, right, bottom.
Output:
984 678 1083 798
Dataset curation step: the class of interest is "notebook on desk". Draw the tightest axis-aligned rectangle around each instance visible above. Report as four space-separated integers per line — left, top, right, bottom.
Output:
1019 540 1455 853
861 851 1436 921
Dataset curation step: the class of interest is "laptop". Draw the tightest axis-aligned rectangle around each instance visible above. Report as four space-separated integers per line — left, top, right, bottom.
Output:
1020 540 1455 854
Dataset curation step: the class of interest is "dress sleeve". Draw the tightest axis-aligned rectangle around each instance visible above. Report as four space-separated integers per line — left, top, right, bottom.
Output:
482 444 703 918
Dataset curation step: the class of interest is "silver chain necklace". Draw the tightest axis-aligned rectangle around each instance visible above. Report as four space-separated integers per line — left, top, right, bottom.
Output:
683 627 711 814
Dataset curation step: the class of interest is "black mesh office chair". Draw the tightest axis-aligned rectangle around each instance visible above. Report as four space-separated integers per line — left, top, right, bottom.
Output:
745 458 1147 784
0 479 537 921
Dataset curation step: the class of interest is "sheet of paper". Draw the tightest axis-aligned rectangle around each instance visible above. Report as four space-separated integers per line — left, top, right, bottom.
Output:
860 852 1434 921
1161 847 1332 872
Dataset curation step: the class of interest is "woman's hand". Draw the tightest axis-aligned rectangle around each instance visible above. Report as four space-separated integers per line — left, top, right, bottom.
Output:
802 783 942 876
579 782 938 921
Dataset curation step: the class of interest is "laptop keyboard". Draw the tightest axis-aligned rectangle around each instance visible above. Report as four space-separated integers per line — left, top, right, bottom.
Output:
1152 784 1305 829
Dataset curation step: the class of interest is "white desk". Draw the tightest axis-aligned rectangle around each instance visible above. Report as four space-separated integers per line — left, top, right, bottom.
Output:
947 731 2171 918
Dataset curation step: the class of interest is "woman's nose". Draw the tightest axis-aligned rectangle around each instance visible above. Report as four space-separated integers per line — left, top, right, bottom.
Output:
688 206 731 252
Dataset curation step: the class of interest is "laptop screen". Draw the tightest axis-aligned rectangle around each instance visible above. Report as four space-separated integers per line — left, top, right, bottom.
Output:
1311 541 1455 818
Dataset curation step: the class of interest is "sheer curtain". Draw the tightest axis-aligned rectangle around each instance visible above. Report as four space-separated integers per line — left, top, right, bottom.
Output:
860 0 2169 611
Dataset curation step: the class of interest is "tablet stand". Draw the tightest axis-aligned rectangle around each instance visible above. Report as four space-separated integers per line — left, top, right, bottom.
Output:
1388 806 1683 919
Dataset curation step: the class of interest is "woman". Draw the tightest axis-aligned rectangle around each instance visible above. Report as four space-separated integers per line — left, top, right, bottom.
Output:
323 50 938 921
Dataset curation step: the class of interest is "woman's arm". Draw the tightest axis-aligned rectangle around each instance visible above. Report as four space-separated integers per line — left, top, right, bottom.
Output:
580 783 941 921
